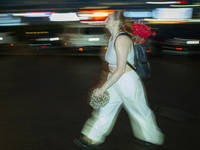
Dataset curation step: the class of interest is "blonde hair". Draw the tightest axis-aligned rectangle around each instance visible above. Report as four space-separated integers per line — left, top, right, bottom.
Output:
112 10 133 37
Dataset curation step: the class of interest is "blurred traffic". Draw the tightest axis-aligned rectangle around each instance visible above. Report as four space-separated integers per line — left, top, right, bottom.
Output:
0 0 200 56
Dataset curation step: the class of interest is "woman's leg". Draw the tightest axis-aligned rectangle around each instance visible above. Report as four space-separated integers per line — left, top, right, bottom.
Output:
125 104 164 145
81 83 122 144
119 71 164 145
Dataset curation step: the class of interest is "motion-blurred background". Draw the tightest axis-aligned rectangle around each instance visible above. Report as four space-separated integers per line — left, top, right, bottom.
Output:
0 0 200 56
1 1 200 150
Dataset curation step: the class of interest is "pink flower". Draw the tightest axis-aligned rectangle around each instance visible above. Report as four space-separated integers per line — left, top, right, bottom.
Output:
152 31 156 36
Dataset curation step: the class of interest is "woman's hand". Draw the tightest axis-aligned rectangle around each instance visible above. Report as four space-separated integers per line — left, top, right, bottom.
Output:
95 88 106 97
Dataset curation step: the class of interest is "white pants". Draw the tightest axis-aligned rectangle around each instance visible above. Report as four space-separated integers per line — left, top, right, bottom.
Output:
81 70 164 145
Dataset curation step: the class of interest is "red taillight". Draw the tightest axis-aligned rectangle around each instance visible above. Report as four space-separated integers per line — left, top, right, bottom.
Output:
79 48 83 51
146 50 151 53
11 44 13 46
159 1 187 4
175 48 182 50
42 46 45 48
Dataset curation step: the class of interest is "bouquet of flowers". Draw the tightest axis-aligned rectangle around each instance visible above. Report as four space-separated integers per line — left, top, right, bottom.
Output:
88 88 110 109
130 22 156 45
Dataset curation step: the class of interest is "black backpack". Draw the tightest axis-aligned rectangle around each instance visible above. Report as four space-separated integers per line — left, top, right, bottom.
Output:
116 32 151 80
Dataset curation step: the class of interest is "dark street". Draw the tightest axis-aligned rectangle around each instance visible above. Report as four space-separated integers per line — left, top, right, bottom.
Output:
0 53 200 150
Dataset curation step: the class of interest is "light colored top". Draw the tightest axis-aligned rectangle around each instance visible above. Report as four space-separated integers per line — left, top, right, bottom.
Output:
105 32 135 67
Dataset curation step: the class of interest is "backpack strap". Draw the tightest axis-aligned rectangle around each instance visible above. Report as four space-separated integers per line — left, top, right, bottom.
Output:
114 32 137 71
127 60 137 71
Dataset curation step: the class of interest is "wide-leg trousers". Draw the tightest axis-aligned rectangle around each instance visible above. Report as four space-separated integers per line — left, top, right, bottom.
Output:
81 70 164 145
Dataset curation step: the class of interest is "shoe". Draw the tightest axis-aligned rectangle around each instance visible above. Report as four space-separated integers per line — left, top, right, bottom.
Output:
74 138 102 150
133 138 158 149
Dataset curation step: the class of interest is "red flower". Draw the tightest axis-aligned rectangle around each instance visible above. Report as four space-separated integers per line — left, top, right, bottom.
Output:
132 37 136 42
131 22 155 45
136 38 141 44
141 38 145 44
152 31 156 36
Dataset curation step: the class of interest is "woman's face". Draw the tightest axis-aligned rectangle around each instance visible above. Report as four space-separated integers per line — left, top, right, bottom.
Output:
105 13 115 29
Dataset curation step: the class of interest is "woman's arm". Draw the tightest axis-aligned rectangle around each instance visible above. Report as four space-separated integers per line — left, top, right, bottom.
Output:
96 35 132 96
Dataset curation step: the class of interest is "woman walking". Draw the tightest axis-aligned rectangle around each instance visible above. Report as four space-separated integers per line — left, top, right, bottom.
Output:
74 10 164 149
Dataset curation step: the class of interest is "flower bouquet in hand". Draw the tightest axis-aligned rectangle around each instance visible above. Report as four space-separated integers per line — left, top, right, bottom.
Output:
131 22 156 45
88 88 110 109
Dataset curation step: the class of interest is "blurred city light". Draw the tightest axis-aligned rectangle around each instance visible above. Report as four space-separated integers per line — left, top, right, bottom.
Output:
98 2 145 5
79 48 83 51
78 13 109 17
50 37 60 41
26 31 49 34
80 21 106 24
0 0 199 56
88 38 99 41
77 9 117 23
152 8 193 19
13 12 52 17
49 13 80 21
146 1 187 4
187 41 199 44
124 11 152 18
80 6 110 9
170 4 200 7
0 23 26 26
0 13 22 26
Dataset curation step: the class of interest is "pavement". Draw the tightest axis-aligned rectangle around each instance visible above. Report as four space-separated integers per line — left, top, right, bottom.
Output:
0 52 199 150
